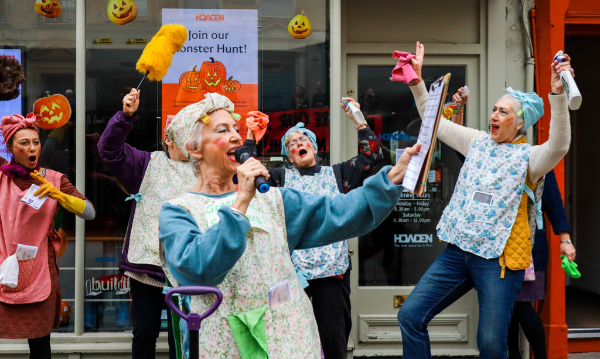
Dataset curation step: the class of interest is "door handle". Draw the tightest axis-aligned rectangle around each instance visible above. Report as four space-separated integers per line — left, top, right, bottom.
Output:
349 249 354 256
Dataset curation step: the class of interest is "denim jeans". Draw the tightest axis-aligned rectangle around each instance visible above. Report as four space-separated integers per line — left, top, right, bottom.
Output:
397 244 524 359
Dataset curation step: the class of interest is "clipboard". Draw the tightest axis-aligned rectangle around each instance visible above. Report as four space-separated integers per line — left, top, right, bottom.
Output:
404 73 451 196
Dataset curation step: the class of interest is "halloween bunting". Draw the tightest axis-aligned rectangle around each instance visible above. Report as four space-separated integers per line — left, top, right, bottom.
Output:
34 91 71 130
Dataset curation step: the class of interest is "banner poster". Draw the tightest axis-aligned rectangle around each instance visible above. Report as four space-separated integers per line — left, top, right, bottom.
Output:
161 9 258 138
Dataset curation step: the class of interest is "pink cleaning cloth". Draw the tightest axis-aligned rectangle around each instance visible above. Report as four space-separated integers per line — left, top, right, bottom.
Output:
391 51 419 85
245 111 269 142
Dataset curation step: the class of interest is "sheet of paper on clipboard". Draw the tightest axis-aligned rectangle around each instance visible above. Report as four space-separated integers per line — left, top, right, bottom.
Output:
402 74 450 195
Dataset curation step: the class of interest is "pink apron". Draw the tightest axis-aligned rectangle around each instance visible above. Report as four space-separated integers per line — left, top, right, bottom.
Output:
0 169 62 304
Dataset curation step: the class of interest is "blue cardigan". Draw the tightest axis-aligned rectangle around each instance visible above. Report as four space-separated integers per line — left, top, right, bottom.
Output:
533 169 571 271
159 167 403 287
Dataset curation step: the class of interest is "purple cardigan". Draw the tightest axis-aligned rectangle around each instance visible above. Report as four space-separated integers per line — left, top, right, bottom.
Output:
97 111 164 278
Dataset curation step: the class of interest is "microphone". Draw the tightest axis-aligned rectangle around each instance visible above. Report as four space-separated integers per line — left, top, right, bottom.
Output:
234 146 270 193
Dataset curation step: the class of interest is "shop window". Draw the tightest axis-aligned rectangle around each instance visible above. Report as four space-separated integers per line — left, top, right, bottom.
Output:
37 0 76 25
0 1 6 24
357 65 466 287
83 0 329 332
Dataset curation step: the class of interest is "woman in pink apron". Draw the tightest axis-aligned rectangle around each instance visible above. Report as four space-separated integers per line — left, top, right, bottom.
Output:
0 114 95 359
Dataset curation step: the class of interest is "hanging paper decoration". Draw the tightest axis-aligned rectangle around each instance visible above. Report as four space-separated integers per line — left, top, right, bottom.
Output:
33 92 72 130
107 0 138 25
288 11 311 39
34 0 62 18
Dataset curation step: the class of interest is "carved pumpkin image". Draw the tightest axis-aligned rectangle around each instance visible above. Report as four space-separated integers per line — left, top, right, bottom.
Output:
179 65 202 93
34 0 62 18
288 11 311 39
107 0 138 25
33 92 72 130
222 77 241 93
59 301 71 326
199 57 226 93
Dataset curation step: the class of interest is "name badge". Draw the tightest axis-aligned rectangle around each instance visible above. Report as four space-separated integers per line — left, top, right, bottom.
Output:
269 280 293 308
205 194 268 232
21 184 48 210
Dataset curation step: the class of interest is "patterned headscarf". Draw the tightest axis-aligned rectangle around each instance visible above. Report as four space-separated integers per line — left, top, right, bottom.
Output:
505 87 545 130
165 93 240 156
0 113 40 143
281 122 317 156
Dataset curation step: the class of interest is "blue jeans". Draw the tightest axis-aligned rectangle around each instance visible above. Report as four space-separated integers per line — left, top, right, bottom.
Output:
397 244 524 359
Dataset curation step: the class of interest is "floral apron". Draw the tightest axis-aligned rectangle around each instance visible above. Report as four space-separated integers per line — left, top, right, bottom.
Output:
0 169 61 304
285 167 349 279
437 134 537 259
127 152 196 266
161 189 321 359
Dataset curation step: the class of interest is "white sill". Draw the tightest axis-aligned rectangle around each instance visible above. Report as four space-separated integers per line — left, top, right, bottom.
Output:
0 332 168 354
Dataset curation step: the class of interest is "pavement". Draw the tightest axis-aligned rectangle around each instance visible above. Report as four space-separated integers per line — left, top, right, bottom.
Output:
570 354 600 359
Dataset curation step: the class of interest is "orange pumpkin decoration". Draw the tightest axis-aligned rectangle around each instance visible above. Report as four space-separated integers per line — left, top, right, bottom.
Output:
34 92 71 130
59 301 71 326
107 0 138 25
221 77 241 93
34 0 62 18
288 11 312 39
179 65 202 93
199 57 226 93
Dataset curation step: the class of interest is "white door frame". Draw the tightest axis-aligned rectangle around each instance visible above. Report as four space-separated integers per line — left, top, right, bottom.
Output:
345 55 482 357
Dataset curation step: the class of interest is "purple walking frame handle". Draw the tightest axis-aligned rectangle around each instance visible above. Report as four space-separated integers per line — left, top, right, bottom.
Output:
165 286 223 331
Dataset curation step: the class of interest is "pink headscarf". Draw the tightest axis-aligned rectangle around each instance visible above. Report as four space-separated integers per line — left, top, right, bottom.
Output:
245 111 269 142
0 113 40 144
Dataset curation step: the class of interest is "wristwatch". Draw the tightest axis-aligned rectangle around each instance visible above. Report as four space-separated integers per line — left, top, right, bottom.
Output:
560 239 572 244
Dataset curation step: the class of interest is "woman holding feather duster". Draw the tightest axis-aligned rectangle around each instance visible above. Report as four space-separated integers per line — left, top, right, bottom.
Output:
96 23 189 359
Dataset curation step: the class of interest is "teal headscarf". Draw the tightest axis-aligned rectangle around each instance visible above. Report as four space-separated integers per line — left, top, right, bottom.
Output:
281 122 318 156
505 87 545 130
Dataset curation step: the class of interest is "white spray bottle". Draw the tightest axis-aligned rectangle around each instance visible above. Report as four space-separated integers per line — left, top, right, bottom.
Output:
554 50 582 110
342 98 367 127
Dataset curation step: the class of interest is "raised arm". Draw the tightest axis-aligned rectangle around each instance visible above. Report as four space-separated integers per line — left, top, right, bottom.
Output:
333 126 383 192
528 56 574 182
283 165 404 252
159 203 250 286
97 89 151 194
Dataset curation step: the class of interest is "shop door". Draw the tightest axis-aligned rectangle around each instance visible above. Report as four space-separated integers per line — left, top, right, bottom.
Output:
346 56 481 357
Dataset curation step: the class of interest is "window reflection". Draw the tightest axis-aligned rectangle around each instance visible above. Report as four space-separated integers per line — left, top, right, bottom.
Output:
83 0 329 331
358 66 467 286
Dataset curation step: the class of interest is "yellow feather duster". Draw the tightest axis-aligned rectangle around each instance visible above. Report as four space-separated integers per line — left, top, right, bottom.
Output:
136 24 187 82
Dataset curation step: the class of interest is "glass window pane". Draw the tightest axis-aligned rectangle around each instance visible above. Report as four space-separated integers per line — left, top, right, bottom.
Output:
0 1 77 333
357 66 466 286
84 0 329 332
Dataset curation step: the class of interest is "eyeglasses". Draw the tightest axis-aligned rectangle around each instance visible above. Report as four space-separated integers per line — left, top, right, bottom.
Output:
288 136 311 148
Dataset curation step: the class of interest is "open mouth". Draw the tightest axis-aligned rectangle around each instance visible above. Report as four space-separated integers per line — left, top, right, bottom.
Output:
491 124 499 133
227 148 237 162
204 79 221 87
187 85 198 90
299 149 308 157
113 6 133 19
40 6 54 14
292 26 308 35
28 155 37 165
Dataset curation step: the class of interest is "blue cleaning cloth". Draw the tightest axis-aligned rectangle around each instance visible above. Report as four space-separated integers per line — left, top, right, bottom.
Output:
281 122 318 156
505 87 545 130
